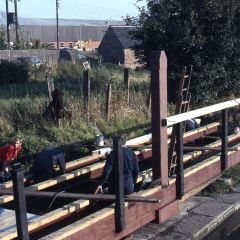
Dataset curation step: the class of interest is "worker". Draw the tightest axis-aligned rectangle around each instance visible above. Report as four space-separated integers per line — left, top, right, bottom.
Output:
32 147 66 182
185 119 200 132
0 136 23 181
95 135 139 195
43 88 71 126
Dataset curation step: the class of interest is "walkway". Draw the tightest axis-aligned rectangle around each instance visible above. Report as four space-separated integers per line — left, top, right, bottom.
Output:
127 185 240 240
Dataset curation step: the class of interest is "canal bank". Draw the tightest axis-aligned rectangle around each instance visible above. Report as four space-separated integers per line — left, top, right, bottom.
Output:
126 185 240 240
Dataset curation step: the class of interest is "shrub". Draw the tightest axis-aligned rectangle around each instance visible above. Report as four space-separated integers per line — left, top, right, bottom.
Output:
0 60 30 84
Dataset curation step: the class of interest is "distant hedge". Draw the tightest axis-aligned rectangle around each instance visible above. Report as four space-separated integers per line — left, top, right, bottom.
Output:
0 60 30 84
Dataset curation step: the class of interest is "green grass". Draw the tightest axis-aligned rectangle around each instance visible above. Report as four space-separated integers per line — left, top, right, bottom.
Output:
199 164 240 197
0 63 151 159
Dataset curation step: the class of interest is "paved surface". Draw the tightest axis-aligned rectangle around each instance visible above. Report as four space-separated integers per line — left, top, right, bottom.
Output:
0 208 37 233
126 186 240 240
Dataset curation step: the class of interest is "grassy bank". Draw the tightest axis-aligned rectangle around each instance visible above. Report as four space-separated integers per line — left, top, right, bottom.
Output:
0 62 151 159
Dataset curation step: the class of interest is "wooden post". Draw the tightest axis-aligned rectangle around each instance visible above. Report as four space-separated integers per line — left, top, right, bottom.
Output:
14 0 19 48
83 70 90 123
147 90 151 115
12 163 29 240
124 68 130 106
176 122 184 199
46 72 54 101
5 0 10 49
113 137 126 233
106 84 112 121
220 228 227 240
221 109 228 170
150 51 168 187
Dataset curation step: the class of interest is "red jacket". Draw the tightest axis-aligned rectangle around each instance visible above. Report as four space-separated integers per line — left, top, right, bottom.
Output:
0 144 22 163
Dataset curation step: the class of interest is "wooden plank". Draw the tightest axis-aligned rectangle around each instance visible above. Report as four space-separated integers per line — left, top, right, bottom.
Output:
182 133 240 164
0 162 105 204
0 199 90 240
65 153 106 171
166 98 240 127
0 153 106 190
138 124 232 163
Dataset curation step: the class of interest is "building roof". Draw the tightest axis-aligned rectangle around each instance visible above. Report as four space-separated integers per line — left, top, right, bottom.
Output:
110 26 137 48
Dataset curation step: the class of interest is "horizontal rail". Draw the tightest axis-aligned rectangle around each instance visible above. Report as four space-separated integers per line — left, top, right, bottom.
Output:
166 98 240 126
0 189 161 203
184 145 240 152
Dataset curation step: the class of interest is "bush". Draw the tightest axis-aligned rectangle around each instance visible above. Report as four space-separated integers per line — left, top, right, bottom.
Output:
0 60 30 84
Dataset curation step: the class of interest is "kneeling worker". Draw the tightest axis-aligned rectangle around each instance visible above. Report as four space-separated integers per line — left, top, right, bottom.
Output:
185 119 200 132
0 136 23 181
95 135 139 195
33 147 66 182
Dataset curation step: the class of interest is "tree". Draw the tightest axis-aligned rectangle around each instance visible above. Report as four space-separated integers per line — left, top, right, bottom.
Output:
0 27 6 50
126 0 240 104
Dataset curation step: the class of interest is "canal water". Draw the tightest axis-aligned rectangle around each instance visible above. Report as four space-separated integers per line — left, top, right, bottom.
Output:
203 210 240 240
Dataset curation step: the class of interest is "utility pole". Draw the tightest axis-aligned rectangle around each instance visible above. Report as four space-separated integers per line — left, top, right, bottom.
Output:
14 0 19 49
5 0 10 49
56 0 59 50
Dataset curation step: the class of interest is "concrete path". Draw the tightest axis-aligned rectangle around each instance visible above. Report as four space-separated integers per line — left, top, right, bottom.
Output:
126 186 240 240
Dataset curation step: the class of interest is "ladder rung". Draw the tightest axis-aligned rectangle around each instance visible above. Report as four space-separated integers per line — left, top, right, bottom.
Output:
184 75 190 78
182 88 188 91
182 101 189 104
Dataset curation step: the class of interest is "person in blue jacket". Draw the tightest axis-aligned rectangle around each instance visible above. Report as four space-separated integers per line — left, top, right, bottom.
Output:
185 119 200 132
95 135 139 195
33 147 66 182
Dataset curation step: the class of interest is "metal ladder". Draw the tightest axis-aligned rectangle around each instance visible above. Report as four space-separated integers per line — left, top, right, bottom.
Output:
168 65 193 175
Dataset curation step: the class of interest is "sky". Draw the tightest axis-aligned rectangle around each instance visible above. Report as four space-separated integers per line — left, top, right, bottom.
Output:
1 0 147 21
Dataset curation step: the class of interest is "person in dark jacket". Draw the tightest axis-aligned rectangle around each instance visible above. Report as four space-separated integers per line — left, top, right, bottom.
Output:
185 119 200 132
43 88 72 126
32 147 66 182
95 135 139 195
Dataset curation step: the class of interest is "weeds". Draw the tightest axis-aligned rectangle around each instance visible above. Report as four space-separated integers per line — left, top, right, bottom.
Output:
0 63 151 157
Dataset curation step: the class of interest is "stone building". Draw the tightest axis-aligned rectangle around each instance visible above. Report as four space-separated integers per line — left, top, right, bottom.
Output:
98 25 140 69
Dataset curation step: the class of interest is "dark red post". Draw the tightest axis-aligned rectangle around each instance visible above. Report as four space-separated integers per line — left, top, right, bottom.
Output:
150 51 168 187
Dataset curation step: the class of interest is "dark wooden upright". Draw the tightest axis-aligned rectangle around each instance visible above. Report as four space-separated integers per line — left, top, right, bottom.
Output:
151 51 169 187
83 69 90 123
83 70 90 101
113 137 126 233
124 68 130 105
46 73 54 102
12 163 29 240
106 84 112 121
221 109 228 170
176 122 184 199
